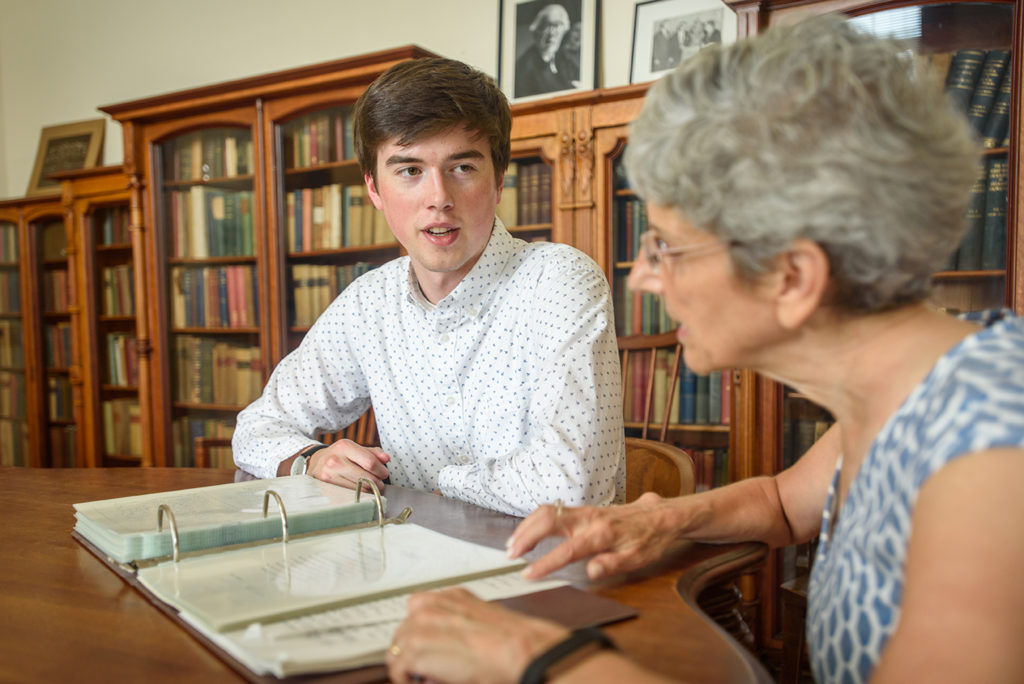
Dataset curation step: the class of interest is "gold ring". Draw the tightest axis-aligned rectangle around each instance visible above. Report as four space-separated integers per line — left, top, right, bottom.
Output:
388 644 401 658
554 499 564 517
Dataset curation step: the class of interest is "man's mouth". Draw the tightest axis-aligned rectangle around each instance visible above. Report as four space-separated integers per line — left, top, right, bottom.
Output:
425 226 457 236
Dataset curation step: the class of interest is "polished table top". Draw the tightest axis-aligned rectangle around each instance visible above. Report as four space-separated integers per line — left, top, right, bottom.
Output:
0 467 770 683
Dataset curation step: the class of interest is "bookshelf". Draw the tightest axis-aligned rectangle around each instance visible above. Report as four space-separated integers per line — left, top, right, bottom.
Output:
0 209 27 464
54 166 142 468
0 194 70 467
101 46 437 466
726 0 1024 657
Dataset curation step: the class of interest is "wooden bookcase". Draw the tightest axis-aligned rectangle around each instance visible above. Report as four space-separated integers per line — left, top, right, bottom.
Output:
726 0 1024 656
54 166 143 468
100 46 437 467
0 194 73 467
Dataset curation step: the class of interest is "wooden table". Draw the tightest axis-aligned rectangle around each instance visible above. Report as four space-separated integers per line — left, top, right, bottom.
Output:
0 467 770 683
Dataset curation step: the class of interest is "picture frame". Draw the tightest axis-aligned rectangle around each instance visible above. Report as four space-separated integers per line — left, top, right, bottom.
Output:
26 118 106 197
498 0 600 103
629 0 737 84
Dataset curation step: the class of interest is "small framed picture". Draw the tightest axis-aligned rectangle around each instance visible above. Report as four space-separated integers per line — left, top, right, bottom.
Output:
629 0 736 84
499 0 600 103
26 118 106 197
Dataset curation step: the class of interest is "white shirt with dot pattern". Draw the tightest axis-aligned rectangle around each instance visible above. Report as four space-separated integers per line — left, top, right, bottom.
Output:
233 221 625 516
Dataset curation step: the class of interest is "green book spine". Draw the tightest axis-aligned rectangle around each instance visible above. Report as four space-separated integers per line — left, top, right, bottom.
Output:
966 50 1009 136
980 156 1008 270
945 49 987 115
956 159 989 270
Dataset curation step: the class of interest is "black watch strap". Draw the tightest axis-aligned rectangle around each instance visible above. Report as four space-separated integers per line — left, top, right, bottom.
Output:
520 627 616 684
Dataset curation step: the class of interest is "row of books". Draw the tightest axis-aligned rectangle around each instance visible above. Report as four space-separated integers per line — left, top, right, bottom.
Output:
495 161 553 228
173 336 263 407
614 283 674 337
0 418 28 466
48 375 72 421
102 398 142 458
0 222 17 262
171 415 235 467
684 447 730 492
106 332 139 386
48 424 76 467
785 416 833 470
167 187 256 259
101 264 135 317
943 49 1012 149
953 155 1008 271
0 321 23 367
0 272 20 314
166 129 255 182
44 322 72 368
42 268 70 313
615 197 648 263
291 262 378 327
170 265 259 329
0 370 26 418
97 205 131 246
623 351 731 426
282 107 354 170
284 184 392 251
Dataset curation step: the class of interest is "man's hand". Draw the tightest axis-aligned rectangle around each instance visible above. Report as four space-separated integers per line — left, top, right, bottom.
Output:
308 439 391 491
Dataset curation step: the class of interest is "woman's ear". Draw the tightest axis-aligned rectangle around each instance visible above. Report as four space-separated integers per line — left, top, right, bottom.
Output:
774 238 830 330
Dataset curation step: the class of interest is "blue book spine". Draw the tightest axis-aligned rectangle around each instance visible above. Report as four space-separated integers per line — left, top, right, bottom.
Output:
680 365 697 423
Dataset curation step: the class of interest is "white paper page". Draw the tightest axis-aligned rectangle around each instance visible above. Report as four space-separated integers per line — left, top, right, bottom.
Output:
138 523 526 632
199 570 568 677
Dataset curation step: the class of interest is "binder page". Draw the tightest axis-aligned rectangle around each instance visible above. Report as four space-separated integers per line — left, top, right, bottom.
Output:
137 523 526 632
198 571 568 677
73 476 380 563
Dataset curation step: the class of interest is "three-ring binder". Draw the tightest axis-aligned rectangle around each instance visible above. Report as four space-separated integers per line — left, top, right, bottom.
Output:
153 482 407 564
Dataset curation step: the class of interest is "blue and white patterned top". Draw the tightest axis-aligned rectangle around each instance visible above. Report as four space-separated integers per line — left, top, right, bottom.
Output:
233 221 625 516
807 309 1024 683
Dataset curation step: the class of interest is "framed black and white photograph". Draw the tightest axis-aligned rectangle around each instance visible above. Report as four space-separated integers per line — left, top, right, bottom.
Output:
499 0 599 103
629 0 737 84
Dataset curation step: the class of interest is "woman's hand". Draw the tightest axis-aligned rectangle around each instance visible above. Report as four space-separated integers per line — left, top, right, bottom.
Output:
386 587 568 684
507 493 679 580
307 438 391 491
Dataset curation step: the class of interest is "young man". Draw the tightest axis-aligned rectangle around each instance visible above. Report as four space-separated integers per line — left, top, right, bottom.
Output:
233 57 624 517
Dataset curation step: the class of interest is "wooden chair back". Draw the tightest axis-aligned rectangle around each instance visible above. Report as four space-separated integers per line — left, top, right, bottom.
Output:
618 331 684 442
624 436 696 502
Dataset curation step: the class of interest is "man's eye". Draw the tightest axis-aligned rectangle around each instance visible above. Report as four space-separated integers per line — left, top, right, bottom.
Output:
453 163 475 174
398 167 421 177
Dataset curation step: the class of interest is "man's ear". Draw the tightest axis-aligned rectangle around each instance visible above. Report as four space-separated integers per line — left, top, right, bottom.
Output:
774 238 830 330
365 172 384 210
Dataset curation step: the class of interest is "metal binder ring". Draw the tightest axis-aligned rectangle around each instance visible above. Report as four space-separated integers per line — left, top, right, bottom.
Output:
156 503 181 563
355 478 386 528
262 489 290 544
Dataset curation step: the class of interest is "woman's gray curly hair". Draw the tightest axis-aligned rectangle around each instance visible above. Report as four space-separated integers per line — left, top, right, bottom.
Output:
625 14 981 313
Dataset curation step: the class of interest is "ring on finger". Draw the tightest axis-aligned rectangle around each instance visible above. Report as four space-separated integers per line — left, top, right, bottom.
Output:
388 644 401 658
554 499 564 517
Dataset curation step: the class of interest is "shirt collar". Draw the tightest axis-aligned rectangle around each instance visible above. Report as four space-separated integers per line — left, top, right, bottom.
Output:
405 218 516 318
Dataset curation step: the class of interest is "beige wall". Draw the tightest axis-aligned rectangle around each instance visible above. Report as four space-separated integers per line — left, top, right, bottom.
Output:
0 0 730 199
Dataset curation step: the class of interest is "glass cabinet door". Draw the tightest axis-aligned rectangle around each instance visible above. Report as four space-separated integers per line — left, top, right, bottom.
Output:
36 216 75 466
156 126 260 466
0 219 27 464
272 105 398 356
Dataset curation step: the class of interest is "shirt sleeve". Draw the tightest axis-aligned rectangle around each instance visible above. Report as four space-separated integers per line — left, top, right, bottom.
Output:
232 292 372 479
436 254 625 516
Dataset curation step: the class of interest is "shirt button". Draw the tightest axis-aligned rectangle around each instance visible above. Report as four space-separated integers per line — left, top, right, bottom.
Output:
440 333 450 344
446 396 457 406
460 455 471 464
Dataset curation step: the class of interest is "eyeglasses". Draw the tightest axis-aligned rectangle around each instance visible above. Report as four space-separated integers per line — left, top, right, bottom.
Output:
639 231 734 275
